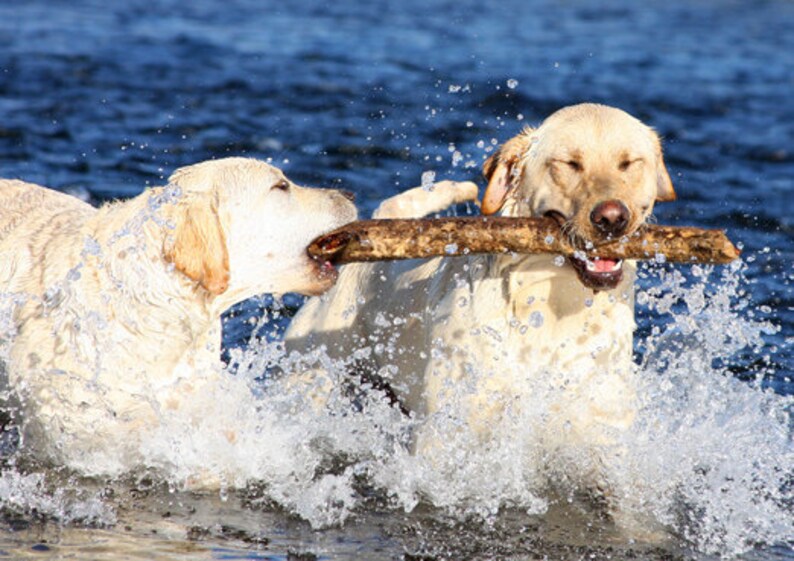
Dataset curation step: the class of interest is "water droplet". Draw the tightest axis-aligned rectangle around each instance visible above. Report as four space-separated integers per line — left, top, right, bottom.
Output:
529 311 544 328
482 325 503 342
374 313 390 328
654 253 667 264
553 255 566 267
544 235 555 245
82 237 102 256
506 78 519 89
444 243 459 255
421 170 436 191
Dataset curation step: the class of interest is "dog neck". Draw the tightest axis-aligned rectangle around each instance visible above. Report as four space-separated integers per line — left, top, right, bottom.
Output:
83 196 221 380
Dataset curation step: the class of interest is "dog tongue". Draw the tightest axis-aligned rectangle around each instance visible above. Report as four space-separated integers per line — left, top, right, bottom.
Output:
593 258 618 272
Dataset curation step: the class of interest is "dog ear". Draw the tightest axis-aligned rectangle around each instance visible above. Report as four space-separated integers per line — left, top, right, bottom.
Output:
164 192 230 295
481 129 534 215
653 134 676 202
481 153 513 215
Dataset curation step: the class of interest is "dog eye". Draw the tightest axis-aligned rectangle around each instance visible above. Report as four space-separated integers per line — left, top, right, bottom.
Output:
618 159 641 171
271 180 290 192
566 160 583 172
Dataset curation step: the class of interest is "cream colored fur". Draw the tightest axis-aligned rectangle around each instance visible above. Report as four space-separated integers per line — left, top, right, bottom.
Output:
0 157 357 475
286 104 676 503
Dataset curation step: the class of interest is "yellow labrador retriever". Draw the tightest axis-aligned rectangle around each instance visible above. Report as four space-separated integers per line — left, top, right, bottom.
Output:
0 157 356 474
286 104 675 504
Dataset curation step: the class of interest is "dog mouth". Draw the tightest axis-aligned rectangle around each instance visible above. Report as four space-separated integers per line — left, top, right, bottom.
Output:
313 258 338 280
298 257 338 297
306 230 351 293
568 254 624 290
543 210 625 291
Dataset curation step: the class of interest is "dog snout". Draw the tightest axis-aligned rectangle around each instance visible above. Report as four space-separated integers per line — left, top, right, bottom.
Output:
590 200 630 237
339 190 356 203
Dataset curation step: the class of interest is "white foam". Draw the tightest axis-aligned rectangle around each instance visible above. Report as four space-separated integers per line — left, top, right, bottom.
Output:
0 470 115 525
1 261 791 556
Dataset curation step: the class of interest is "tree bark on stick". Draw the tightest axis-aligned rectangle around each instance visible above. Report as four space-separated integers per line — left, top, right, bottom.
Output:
307 217 741 265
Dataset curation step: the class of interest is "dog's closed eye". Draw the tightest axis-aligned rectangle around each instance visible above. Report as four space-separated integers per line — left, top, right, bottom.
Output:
550 159 584 173
618 158 645 172
271 179 290 192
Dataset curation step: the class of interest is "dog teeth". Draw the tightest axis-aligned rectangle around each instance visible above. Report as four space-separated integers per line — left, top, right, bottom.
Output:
584 258 623 273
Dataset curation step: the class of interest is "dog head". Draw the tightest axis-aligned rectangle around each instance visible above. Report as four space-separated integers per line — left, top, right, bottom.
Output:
482 103 675 290
162 157 357 302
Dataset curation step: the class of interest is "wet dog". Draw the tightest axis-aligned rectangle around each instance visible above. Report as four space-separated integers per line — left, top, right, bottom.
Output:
286 104 676 521
0 157 357 475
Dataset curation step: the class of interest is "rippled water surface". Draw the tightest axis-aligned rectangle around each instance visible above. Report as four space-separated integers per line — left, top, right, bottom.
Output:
1 0 792 559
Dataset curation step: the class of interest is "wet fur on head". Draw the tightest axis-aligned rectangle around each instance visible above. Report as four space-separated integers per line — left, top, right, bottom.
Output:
481 104 676 221
479 103 677 291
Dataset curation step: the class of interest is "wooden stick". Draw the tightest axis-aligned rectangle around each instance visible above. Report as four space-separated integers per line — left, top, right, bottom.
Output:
307 216 741 265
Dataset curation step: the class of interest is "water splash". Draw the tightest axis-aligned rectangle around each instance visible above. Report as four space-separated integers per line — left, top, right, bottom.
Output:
1 261 791 556
622 262 792 555
218 260 791 556
0 470 114 525
421 170 437 191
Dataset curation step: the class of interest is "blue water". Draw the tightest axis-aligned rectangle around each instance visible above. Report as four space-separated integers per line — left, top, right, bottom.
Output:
1 1 792 559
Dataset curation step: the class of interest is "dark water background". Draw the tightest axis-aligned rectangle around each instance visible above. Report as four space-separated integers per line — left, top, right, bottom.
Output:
0 0 792 559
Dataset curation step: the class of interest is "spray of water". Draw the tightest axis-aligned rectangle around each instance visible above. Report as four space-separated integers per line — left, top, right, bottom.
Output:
1 257 791 556
0 470 114 525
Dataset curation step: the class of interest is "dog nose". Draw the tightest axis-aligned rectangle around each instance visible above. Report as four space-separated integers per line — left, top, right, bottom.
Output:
339 190 356 202
590 200 630 236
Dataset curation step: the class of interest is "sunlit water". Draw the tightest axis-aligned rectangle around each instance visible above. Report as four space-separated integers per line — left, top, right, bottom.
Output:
1 0 792 559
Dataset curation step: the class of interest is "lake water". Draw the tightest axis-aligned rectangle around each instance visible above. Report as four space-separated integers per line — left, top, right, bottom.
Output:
0 0 792 559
